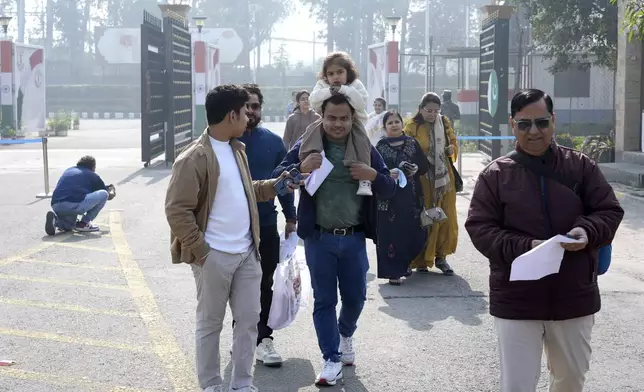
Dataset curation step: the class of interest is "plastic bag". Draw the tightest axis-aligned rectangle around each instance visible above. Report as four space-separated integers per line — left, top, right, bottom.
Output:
267 232 311 330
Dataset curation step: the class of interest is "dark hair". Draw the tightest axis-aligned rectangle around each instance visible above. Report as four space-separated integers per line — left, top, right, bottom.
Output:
511 89 554 117
241 83 263 106
442 90 452 101
318 52 359 84
205 84 250 125
294 90 309 112
374 97 387 107
321 94 355 116
77 155 96 170
382 110 403 127
413 92 442 123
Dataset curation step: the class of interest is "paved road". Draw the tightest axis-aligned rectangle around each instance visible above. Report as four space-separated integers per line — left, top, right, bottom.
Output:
1 123 644 391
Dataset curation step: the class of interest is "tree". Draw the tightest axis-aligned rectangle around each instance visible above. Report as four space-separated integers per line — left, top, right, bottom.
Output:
613 0 644 41
512 0 618 71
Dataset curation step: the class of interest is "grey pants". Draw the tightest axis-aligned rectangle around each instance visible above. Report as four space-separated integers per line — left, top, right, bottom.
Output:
495 315 595 392
191 246 262 390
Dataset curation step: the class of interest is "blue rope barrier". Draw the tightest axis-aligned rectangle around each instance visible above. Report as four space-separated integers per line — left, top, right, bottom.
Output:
456 136 515 141
0 138 43 145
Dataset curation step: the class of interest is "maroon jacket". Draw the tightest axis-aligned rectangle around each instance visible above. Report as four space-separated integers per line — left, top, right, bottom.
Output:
465 145 623 320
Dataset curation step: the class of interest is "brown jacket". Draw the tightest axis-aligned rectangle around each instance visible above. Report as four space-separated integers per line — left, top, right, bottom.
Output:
282 109 321 150
165 130 278 264
465 145 623 320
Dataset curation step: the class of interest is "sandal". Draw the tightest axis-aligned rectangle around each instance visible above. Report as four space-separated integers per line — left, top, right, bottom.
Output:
435 258 454 276
389 278 403 285
416 267 430 273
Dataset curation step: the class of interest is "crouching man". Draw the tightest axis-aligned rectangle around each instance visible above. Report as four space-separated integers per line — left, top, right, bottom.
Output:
45 155 116 235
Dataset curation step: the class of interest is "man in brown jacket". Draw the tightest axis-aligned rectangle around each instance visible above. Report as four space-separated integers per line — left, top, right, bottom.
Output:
165 84 301 392
465 89 623 392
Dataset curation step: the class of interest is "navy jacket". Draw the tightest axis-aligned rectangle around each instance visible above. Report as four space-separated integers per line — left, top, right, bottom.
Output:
51 167 108 205
271 138 396 242
238 126 296 226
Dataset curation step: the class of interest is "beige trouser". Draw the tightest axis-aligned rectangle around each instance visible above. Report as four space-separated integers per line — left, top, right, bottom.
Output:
191 246 262 391
494 315 595 392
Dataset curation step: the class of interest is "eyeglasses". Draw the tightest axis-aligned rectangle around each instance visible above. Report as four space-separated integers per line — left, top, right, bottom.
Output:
422 107 440 115
246 103 261 111
513 117 551 132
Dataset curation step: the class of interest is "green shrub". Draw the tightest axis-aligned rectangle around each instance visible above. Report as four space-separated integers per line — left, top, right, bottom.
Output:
555 133 575 148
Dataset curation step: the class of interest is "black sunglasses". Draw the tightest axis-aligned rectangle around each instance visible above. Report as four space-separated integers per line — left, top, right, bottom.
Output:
513 116 551 132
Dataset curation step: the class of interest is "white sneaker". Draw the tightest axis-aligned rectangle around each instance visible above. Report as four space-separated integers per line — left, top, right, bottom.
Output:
203 385 223 392
255 338 283 367
339 335 355 365
315 360 343 386
230 386 258 392
356 180 373 196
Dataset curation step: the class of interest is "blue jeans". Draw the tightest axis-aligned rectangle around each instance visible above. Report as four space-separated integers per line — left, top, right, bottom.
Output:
51 190 109 230
304 230 369 362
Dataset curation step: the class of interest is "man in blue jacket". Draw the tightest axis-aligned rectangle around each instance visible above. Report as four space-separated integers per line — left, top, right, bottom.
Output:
272 93 396 386
45 155 115 235
236 83 297 368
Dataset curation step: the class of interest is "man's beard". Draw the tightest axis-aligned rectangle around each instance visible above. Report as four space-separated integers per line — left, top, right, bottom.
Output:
246 116 260 130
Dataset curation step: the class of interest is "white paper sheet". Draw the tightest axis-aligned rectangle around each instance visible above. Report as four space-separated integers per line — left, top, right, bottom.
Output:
304 151 334 195
509 235 584 281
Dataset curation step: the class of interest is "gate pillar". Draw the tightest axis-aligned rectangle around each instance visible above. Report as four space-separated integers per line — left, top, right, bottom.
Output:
478 1 513 160
158 3 191 19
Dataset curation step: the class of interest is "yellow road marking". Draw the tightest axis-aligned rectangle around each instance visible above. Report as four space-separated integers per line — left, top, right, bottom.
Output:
0 232 74 267
0 297 139 318
0 273 129 291
15 257 122 271
0 368 153 391
53 241 116 253
0 328 146 352
109 211 198 392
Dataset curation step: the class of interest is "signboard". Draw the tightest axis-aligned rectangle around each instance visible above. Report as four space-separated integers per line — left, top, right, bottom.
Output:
97 27 242 64
14 43 45 133
190 28 243 63
96 28 141 64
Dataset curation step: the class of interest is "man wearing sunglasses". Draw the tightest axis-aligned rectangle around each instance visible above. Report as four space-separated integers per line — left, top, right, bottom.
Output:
465 89 623 392
235 83 297 368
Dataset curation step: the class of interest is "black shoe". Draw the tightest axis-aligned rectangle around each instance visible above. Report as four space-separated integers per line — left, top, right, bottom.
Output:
435 258 454 276
45 211 56 236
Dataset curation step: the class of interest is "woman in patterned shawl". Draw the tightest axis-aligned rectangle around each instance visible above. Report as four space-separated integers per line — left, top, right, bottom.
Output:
375 110 428 285
404 92 459 276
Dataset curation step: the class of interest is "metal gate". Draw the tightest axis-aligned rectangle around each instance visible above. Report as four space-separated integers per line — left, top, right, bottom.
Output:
478 12 510 160
140 11 166 167
140 10 193 167
163 15 193 164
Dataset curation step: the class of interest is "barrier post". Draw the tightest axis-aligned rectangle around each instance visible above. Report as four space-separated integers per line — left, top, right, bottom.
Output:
457 139 463 176
35 137 52 199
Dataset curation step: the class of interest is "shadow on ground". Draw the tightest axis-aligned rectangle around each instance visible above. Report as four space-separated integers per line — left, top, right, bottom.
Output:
377 272 487 331
117 161 171 186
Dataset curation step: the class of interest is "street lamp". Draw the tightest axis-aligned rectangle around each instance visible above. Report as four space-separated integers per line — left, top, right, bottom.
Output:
386 16 402 41
0 15 11 38
192 15 207 33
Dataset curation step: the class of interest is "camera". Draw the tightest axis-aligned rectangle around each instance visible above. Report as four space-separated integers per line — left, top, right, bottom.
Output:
274 168 303 196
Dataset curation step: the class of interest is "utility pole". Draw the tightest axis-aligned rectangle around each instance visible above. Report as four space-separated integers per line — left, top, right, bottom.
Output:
425 0 430 91
464 2 470 89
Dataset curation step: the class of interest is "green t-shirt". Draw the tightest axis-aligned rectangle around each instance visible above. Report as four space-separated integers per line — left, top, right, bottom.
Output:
315 139 363 229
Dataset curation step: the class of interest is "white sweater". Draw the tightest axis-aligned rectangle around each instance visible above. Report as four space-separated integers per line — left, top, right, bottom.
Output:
309 79 370 125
